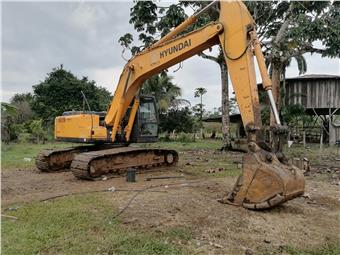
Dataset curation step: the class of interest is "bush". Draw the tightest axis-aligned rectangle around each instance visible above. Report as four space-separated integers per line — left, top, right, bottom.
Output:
159 107 196 133
176 133 196 142
29 119 48 143
159 132 196 142
11 123 27 141
17 133 32 143
11 119 48 144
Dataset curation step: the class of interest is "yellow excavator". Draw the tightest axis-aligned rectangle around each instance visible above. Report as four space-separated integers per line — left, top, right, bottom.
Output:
36 0 304 209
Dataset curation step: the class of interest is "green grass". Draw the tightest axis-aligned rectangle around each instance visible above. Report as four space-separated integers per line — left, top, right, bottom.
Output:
164 227 193 242
1 142 77 170
141 139 241 179
283 243 340 255
180 150 241 178
138 139 241 178
2 193 190 255
284 143 339 165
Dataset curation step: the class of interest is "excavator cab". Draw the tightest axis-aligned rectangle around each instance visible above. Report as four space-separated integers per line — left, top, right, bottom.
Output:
130 96 159 143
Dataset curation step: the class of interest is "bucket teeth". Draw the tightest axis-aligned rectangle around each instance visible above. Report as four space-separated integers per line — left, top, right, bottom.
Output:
221 143 305 210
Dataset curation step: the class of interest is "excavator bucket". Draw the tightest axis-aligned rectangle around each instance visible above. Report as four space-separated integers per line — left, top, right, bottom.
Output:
223 142 305 209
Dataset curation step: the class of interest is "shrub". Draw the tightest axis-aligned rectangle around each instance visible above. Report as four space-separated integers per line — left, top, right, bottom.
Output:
17 133 32 143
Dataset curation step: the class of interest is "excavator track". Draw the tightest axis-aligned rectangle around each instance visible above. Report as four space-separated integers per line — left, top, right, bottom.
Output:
36 144 119 172
71 147 179 180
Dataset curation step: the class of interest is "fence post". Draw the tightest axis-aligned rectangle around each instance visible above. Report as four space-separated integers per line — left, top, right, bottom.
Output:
319 131 323 159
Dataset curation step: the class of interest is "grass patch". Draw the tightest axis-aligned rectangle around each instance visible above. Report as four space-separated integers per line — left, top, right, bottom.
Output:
284 243 340 255
179 149 241 178
2 193 189 255
1 142 77 170
284 144 339 164
139 139 242 178
165 227 193 242
182 161 241 179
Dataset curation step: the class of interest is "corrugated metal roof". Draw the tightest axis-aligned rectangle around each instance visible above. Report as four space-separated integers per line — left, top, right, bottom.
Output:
203 113 241 123
257 74 340 87
285 74 340 80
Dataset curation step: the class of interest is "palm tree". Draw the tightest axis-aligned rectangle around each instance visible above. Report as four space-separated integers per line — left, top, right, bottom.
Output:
194 87 207 138
194 87 207 121
141 74 189 112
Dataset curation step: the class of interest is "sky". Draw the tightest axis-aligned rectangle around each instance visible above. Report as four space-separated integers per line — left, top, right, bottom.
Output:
2 1 339 111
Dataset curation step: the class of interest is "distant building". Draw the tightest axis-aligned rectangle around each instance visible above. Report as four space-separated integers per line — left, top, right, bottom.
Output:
284 74 340 116
284 74 340 145
204 74 340 145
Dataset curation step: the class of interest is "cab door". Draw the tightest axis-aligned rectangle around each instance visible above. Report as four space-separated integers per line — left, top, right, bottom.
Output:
130 96 159 143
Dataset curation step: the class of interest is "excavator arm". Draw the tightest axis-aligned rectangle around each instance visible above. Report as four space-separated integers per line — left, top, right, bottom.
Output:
104 22 221 141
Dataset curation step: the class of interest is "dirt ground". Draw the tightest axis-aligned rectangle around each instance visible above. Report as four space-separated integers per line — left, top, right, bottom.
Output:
2 149 340 254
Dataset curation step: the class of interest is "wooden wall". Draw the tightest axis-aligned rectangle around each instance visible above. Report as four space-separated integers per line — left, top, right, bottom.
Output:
285 78 340 109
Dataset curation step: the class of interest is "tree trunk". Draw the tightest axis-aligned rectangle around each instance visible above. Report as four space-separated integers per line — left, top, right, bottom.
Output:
270 63 282 126
200 95 203 138
198 51 231 148
220 61 231 148
281 66 287 109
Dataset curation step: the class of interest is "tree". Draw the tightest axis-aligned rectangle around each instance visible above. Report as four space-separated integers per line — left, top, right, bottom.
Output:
194 87 207 138
10 93 34 104
141 74 189 113
1 102 17 116
229 97 239 115
10 93 34 124
1 103 17 144
31 66 112 123
159 107 195 134
194 87 207 122
206 107 221 118
246 1 340 125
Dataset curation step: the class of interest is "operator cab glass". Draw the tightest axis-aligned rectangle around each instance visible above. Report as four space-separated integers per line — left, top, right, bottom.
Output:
130 96 159 143
139 101 158 137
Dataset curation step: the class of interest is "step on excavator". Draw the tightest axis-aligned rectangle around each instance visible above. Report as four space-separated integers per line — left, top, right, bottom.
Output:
36 0 304 209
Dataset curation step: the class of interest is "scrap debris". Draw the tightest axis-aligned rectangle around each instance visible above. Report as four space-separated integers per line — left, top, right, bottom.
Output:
1 214 18 220
205 168 225 173
146 175 185 181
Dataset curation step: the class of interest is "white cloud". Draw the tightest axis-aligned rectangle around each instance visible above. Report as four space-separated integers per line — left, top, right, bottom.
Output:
69 3 97 30
86 67 123 93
